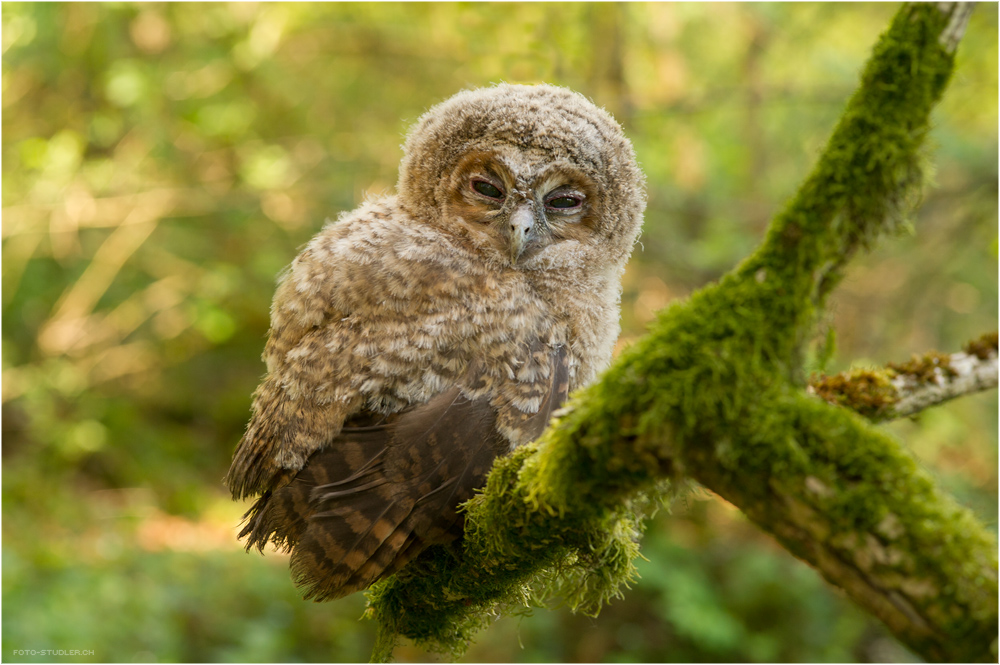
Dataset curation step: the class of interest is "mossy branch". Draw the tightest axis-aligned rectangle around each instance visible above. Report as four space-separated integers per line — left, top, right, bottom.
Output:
365 4 996 663
809 332 999 421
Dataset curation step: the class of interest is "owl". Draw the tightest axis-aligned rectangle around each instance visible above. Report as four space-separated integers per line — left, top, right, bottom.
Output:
225 83 646 601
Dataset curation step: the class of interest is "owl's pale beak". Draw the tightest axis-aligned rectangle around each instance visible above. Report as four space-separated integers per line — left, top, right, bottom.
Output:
507 204 535 263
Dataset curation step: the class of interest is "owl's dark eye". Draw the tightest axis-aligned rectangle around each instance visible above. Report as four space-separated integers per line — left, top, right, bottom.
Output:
549 196 580 208
471 179 504 200
547 196 582 209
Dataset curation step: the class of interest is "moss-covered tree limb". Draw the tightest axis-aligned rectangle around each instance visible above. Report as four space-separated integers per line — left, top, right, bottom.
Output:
366 4 997 663
809 332 999 421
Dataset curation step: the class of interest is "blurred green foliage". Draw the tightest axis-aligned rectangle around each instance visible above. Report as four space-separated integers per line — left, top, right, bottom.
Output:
2 3 995 662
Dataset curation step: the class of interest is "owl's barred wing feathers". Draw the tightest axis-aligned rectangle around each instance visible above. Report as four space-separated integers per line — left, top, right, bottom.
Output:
239 348 569 601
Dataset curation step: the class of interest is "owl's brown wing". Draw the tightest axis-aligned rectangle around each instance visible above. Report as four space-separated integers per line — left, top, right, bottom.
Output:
239 346 569 602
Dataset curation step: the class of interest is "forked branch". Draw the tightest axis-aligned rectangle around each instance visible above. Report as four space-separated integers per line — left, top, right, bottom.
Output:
366 4 996 663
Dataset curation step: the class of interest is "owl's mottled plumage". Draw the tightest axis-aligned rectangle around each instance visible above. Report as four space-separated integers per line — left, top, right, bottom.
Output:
226 84 645 601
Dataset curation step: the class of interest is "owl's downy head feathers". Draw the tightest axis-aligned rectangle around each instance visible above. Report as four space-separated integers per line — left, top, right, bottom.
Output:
398 84 646 269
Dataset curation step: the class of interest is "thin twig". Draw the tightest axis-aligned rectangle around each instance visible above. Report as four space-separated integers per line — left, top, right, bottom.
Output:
809 333 999 421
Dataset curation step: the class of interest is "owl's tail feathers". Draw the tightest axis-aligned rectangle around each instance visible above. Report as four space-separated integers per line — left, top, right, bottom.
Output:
237 388 504 601
290 488 423 601
237 442 386 554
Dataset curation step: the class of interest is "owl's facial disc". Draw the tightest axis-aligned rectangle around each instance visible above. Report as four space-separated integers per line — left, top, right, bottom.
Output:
445 151 601 265
462 170 543 264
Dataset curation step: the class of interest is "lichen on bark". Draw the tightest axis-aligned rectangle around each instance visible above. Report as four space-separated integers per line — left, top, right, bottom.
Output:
364 4 996 662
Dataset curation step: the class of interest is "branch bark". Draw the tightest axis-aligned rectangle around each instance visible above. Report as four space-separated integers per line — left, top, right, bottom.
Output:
366 4 996 662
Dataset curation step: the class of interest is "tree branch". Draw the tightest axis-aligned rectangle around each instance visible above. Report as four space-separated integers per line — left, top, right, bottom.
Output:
365 4 996 662
937 1 975 52
809 332 999 421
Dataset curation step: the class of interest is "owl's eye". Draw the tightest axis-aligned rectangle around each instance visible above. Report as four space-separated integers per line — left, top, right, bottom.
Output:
471 179 504 200
545 195 583 211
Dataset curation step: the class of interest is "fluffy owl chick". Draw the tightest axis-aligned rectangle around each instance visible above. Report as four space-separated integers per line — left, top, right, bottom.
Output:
226 84 645 601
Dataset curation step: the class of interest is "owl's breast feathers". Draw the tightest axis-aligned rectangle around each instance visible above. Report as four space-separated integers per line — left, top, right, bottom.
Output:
225 200 584 600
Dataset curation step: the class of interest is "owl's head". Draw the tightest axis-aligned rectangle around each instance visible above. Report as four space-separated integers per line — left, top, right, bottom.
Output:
397 84 645 271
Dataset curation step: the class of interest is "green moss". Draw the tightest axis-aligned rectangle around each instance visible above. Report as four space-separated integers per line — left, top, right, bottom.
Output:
362 440 656 659
363 6 996 662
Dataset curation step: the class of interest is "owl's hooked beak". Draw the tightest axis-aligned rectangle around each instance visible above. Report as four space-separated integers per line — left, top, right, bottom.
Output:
506 203 537 264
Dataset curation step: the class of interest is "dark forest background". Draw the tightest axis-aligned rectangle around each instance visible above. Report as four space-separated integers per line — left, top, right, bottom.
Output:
3 3 996 662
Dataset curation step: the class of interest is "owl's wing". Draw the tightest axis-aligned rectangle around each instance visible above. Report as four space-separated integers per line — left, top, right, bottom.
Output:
226 221 377 502
239 346 569 601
